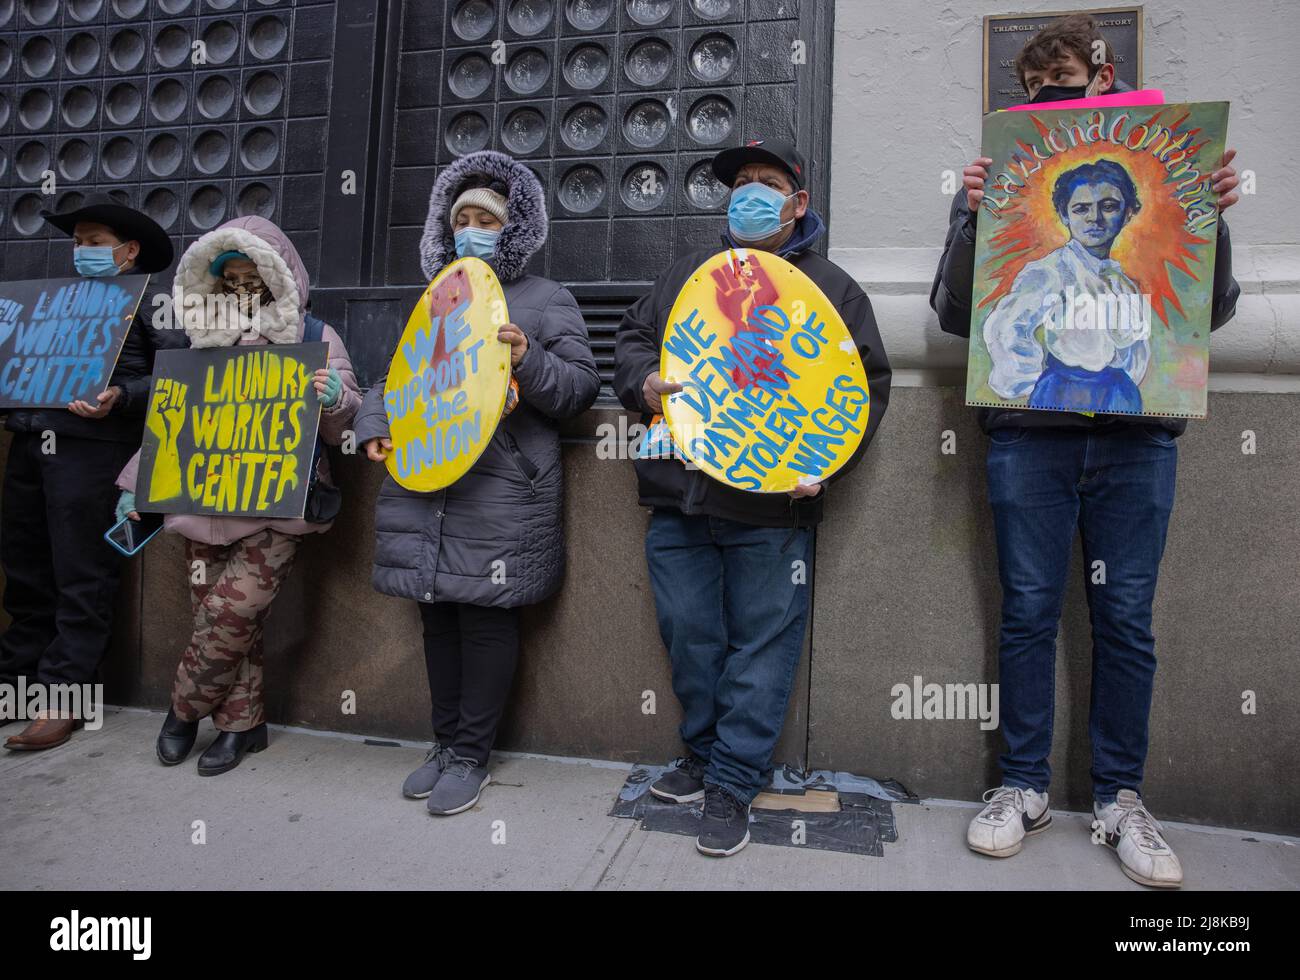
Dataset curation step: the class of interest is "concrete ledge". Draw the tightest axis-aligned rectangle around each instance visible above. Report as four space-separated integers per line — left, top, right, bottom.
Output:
78 389 1300 835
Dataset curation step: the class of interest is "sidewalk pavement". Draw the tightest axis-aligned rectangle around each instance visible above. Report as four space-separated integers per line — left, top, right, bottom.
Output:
2 707 1296 891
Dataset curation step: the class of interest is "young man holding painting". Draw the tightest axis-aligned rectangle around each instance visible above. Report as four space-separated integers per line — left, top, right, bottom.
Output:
930 14 1242 888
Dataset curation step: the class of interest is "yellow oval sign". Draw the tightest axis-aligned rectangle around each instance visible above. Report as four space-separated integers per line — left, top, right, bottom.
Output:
661 249 870 493
384 256 511 492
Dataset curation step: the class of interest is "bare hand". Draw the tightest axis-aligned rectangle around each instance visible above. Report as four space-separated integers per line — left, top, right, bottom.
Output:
498 323 528 367
1212 148 1240 212
788 483 823 499
964 157 993 213
68 386 121 419
643 371 684 414
364 437 393 462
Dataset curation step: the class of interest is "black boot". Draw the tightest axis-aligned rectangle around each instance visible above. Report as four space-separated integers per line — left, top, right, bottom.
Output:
197 723 269 777
156 708 199 766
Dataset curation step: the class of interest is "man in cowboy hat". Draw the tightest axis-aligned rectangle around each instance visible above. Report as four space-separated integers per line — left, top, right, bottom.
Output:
0 192 181 751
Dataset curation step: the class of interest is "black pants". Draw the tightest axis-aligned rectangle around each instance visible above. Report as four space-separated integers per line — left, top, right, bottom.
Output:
419 601 520 765
0 432 134 687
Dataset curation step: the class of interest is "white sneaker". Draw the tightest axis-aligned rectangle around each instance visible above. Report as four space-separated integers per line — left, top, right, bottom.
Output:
1092 789 1183 889
967 786 1052 857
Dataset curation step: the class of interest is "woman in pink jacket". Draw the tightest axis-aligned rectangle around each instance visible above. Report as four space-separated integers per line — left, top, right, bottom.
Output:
116 216 361 776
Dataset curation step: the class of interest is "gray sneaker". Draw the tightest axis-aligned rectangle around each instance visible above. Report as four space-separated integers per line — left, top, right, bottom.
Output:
426 753 491 815
402 742 452 800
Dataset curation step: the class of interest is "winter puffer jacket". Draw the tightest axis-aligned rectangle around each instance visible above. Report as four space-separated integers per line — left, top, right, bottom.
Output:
116 216 362 545
613 210 893 529
353 150 600 608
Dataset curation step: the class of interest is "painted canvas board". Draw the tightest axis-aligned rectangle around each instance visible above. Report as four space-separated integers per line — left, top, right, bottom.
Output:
966 101 1229 419
660 249 870 492
137 342 327 518
383 256 511 492
0 275 150 409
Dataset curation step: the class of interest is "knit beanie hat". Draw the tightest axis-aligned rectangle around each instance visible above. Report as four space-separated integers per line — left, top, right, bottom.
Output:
449 188 508 228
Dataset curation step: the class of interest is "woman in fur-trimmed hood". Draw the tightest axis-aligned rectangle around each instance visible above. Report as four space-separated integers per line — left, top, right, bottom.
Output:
114 215 362 778
353 150 600 814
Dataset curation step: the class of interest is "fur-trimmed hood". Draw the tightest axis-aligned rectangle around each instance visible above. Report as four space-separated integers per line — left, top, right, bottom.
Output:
174 216 309 348
419 151 547 283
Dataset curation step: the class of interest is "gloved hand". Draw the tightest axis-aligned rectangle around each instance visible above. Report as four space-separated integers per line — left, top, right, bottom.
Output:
115 490 138 524
315 367 343 408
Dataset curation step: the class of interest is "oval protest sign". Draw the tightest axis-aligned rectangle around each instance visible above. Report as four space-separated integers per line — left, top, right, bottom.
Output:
661 249 870 493
384 256 511 492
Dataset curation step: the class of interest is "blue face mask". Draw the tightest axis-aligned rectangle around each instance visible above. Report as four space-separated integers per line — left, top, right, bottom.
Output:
74 244 125 278
454 227 500 260
727 182 795 242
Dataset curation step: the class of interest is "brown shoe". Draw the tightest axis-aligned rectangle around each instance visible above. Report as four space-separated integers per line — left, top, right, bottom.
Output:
4 716 84 751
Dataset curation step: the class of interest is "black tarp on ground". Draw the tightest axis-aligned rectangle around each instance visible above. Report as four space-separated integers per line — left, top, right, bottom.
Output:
610 763 918 857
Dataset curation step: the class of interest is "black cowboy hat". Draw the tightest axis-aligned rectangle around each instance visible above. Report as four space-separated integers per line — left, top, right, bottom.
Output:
41 192 175 273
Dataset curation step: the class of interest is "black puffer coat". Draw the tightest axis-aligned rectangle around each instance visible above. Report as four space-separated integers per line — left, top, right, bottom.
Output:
354 151 600 607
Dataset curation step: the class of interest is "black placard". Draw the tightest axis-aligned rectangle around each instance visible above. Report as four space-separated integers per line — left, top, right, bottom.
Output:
0 275 150 410
983 6 1144 112
136 341 328 519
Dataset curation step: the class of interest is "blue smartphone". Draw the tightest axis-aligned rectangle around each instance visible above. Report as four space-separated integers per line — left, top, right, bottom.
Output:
104 513 164 557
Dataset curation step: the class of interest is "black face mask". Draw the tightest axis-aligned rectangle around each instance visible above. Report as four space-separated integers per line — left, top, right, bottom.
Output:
1028 67 1106 105
1028 83 1088 104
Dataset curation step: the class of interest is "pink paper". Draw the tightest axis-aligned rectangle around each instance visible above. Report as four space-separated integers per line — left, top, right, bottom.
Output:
1005 89 1165 112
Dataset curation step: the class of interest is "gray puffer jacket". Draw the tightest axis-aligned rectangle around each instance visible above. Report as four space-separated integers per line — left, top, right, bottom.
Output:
354 151 600 607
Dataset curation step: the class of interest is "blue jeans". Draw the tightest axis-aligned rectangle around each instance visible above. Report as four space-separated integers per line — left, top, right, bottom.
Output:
986 426 1177 804
645 509 812 804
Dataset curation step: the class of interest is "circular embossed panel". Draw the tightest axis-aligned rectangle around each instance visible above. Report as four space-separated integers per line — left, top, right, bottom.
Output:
197 73 235 119
623 99 669 149
239 126 279 171
621 161 667 211
625 0 670 27
149 78 188 123
688 33 735 83
560 102 606 151
243 71 283 115
501 106 547 155
57 138 94 181
558 164 605 212
248 15 288 59
625 37 671 87
562 43 609 89
143 187 181 231
506 47 550 95
101 135 139 179
109 28 146 73
188 185 227 230
193 129 231 174
685 160 729 209
65 32 102 76
686 94 733 144
566 0 612 31
507 0 551 36
146 132 184 177
237 182 276 219
18 88 53 129
449 52 493 100
452 0 496 42
445 110 490 156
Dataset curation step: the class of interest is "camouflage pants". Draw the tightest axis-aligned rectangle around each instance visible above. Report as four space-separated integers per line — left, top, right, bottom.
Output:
172 529 300 732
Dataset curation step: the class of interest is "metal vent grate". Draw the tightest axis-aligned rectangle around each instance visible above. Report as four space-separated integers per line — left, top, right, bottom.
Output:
569 281 649 404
